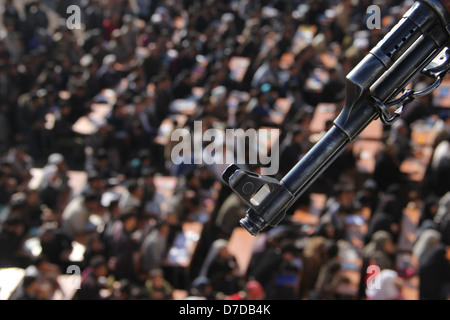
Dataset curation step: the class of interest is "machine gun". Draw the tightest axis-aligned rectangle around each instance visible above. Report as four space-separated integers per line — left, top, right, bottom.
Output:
222 0 450 236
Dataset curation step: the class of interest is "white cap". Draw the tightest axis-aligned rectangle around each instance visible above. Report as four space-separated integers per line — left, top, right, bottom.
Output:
48 153 64 165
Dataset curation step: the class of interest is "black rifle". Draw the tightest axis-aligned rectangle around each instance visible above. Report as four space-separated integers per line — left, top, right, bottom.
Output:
222 0 450 236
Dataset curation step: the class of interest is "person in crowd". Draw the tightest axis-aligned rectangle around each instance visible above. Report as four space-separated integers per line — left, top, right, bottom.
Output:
104 207 141 283
426 134 450 198
3 145 34 188
311 240 349 300
315 184 356 241
412 228 442 265
0 215 30 268
39 222 73 271
435 191 450 245
214 192 247 238
279 126 306 176
228 279 265 300
38 153 71 214
25 255 62 300
206 240 243 296
82 233 106 271
417 194 440 232
388 118 412 163
9 274 40 300
298 236 331 299
372 139 404 194
74 255 110 300
118 178 144 211
264 242 302 300
353 178 379 217
61 190 102 241
365 183 404 244
145 268 174 300
417 239 450 300
358 230 397 299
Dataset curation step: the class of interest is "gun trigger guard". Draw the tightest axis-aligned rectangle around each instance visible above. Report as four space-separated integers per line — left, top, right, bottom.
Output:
371 96 408 125
370 47 450 126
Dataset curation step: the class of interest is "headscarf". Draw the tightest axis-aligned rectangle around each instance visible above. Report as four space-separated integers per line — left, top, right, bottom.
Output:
363 230 392 257
412 229 441 262
363 230 394 269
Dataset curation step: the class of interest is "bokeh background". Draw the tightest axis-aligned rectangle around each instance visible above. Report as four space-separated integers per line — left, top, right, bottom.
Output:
0 0 449 300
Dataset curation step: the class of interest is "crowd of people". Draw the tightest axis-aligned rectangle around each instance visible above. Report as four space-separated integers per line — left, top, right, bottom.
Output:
0 0 449 300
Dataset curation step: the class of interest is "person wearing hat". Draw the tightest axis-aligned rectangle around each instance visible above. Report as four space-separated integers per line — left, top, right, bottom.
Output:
50 99 80 168
139 218 172 277
38 153 71 212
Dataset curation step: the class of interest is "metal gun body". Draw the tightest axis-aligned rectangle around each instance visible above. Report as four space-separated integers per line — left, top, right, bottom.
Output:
222 0 450 236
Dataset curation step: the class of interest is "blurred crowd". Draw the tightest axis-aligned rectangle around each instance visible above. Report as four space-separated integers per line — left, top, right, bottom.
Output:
0 0 449 301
